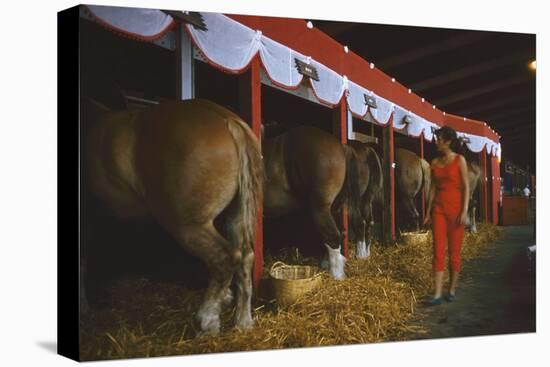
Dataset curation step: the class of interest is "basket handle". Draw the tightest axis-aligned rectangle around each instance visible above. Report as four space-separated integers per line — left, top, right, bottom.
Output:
270 261 288 273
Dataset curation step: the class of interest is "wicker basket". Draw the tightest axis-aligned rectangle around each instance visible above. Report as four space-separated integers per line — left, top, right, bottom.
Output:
400 231 430 246
269 261 323 307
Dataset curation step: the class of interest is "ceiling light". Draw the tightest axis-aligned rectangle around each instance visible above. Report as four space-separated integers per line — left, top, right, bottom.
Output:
529 60 536 71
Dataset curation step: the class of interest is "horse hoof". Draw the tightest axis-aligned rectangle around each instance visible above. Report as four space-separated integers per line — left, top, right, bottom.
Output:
197 320 221 337
331 272 347 280
197 309 221 336
196 328 220 338
236 317 254 330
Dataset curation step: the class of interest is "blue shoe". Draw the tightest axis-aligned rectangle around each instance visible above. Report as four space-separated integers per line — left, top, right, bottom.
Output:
424 297 443 306
445 293 457 302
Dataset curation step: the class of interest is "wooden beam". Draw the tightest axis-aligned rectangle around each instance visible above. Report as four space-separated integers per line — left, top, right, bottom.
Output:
410 53 530 92
453 94 533 116
433 76 532 107
381 117 396 243
490 117 534 130
477 106 535 124
377 32 491 70
499 123 535 135
332 100 350 258
239 56 264 290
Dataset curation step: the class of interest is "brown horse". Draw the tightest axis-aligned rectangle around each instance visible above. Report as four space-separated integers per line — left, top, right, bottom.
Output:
347 141 383 258
263 126 361 279
466 161 481 233
395 148 431 233
84 98 263 335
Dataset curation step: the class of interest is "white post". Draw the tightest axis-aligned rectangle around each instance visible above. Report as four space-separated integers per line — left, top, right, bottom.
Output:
176 25 195 100
347 108 353 140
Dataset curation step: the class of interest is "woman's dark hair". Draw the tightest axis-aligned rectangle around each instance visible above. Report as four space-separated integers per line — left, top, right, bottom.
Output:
434 126 464 154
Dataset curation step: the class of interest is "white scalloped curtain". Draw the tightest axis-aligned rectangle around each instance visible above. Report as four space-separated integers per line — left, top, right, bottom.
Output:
85 6 500 156
187 13 346 105
393 106 436 140
86 5 174 38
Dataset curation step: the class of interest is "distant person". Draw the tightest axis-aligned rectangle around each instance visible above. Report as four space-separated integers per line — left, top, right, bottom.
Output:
523 185 531 198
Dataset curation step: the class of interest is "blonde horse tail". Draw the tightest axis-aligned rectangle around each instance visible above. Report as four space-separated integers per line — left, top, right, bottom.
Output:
225 118 264 265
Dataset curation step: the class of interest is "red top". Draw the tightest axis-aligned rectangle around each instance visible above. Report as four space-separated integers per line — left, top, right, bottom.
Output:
432 154 464 213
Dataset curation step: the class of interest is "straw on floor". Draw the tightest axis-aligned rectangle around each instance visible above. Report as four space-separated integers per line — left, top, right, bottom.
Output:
80 223 501 360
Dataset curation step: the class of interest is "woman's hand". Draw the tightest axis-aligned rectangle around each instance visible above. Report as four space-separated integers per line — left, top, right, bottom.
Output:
423 213 432 226
458 211 469 225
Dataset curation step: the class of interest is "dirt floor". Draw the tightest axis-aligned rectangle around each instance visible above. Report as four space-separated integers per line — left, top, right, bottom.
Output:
408 219 536 339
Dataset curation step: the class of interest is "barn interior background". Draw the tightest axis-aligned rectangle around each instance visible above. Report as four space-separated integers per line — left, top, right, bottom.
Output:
59 3 535 362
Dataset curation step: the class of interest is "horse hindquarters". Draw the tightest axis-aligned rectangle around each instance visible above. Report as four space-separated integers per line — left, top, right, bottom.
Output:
179 119 261 333
136 101 262 335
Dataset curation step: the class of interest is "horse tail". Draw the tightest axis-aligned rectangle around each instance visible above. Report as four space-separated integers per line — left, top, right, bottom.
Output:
365 146 384 207
420 158 431 208
225 118 264 260
342 145 362 234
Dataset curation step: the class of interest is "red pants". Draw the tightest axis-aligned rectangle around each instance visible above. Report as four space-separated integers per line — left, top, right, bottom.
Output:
432 205 465 272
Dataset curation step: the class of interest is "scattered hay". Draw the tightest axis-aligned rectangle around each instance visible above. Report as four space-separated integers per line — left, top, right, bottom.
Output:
80 224 502 360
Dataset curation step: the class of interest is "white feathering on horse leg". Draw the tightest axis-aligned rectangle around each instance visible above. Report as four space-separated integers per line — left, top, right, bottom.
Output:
197 300 221 335
325 244 346 280
366 238 371 258
356 240 368 259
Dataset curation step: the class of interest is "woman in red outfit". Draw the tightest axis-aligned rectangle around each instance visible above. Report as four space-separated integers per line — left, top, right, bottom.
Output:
423 126 470 305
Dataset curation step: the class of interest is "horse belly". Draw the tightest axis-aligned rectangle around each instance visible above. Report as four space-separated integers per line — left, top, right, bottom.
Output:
264 185 300 217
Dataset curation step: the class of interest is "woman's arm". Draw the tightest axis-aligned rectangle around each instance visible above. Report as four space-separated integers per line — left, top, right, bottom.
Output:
458 155 470 225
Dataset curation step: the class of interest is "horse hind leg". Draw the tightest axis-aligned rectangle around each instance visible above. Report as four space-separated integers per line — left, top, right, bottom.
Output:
357 199 374 259
404 198 420 232
175 223 241 335
470 206 478 233
224 210 255 329
312 204 346 279
234 245 254 329
356 219 369 259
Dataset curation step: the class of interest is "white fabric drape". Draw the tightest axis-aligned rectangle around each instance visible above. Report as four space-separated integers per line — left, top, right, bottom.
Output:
309 61 346 106
259 36 304 87
393 106 437 140
368 95 394 125
186 12 261 71
86 6 500 156
457 132 500 155
86 5 174 39
346 80 369 117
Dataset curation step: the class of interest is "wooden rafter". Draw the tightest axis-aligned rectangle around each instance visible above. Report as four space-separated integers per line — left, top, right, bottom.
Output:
377 32 491 70
433 76 533 107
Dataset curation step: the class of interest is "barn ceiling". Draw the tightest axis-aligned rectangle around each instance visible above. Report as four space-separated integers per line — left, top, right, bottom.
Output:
314 20 536 172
